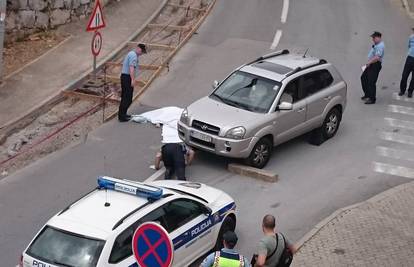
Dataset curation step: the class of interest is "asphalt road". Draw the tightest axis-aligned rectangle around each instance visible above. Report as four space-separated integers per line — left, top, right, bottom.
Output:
1 0 414 266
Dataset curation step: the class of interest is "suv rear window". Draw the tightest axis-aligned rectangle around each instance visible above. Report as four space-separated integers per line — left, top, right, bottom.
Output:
26 226 105 267
302 69 334 96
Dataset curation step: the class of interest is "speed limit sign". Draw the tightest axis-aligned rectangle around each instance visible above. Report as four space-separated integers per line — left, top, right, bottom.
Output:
91 31 102 56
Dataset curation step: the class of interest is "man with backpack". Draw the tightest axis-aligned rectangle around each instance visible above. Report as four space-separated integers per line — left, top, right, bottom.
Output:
252 214 296 267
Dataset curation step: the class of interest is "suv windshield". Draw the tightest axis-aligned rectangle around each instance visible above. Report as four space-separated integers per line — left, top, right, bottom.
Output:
211 71 281 113
26 226 105 267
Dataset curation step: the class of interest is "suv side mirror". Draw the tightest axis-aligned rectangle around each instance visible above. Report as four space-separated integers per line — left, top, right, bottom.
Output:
212 80 220 89
278 102 293 110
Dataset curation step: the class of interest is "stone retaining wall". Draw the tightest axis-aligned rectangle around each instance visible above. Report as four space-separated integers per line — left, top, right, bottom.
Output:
5 0 112 41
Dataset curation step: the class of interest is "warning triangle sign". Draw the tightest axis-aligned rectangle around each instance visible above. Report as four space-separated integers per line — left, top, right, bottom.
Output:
86 1 106 32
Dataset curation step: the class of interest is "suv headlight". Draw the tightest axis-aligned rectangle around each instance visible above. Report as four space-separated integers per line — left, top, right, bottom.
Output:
180 108 189 125
225 126 246 139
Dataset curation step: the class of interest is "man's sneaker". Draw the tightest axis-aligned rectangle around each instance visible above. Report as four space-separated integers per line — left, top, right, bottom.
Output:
361 96 369 101
408 92 413 98
364 99 376 104
398 91 404 96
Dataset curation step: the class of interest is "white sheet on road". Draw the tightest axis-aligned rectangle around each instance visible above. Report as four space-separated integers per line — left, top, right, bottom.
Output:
132 106 183 144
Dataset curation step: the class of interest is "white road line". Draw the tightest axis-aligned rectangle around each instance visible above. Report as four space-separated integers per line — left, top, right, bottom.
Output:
384 117 414 131
144 168 166 182
376 146 414 162
388 104 414 116
373 162 414 179
281 0 289 23
270 30 283 50
392 92 414 103
380 132 414 145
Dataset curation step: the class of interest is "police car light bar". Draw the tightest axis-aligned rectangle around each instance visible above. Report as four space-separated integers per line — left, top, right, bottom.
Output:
97 176 163 200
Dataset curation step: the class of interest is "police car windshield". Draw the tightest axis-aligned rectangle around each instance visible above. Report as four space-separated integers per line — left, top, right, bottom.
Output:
26 226 105 267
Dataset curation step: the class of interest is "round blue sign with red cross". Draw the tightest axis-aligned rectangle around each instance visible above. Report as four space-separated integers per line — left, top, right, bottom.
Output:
132 222 174 267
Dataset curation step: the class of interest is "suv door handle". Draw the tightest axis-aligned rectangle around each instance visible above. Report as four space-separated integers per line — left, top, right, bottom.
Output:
297 107 305 113
324 96 332 101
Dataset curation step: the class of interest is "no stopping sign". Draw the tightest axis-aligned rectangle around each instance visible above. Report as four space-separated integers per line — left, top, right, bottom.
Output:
132 222 174 267
91 31 102 56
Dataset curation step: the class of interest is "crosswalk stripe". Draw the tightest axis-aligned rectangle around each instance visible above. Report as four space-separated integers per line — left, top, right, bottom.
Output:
379 132 414 145
376 146 414 161
384 117 414 131
392 92 414 103
373 162 414 179
388 105 414 116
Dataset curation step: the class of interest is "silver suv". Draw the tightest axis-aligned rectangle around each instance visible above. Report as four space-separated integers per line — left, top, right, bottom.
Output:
178 50 347 168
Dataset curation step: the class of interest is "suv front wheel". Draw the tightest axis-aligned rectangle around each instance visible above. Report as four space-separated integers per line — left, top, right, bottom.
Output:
245 137 273 169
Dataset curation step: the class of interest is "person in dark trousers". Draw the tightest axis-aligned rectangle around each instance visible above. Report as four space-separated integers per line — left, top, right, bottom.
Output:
361 31 385 104
399 28 414 98
154 143 194 180
252 215 296 267
118 43 147 122
200 231 251 267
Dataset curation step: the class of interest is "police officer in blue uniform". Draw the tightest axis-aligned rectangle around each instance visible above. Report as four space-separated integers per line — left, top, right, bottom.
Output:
361 31 385 104
118 43 147 122
399 28 414 98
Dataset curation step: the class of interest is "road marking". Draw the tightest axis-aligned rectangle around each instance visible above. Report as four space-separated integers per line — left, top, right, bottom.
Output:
144 168 166 182
376 146 414 162
384 117 414 131
380 132 414 145
388 104 414 116
392 92 414 103
270 30 283 50
373 162 414 179
281 0 289 23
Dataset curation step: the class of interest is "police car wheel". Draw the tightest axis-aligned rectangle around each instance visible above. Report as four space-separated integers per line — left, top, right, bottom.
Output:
214 216 236 250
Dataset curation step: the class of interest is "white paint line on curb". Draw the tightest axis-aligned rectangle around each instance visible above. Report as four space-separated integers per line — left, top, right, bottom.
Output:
144 168 166 182
392 92 414 103
270 30 282 50
379 131 414 146
384 117 414 131
281 0 289 23
388 104 414 116
373 162 414 179
376 146 414 162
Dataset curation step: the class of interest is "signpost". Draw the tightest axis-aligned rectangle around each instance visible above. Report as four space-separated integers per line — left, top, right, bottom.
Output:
86 0 106 78
0 1 6 84
132 222 174 267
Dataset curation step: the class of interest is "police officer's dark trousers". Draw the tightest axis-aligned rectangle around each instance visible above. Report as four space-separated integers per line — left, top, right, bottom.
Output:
400 56 414 94
361 62 382 102
118 74 134 120
161 143 186 180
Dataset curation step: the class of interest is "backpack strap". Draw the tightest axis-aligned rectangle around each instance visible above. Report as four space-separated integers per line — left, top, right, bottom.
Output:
266 234 279 260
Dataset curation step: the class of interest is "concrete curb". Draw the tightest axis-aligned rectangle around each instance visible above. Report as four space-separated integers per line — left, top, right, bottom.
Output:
402 0 414 19
228 163 278 183
0 0 169 132
294 180 414 250
145 168 166 182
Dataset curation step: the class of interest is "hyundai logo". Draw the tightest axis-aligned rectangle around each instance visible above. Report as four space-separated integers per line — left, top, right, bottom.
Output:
201 125 208 131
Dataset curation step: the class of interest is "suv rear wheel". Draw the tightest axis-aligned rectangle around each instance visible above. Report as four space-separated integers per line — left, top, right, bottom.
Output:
245 137 272 169
322 108 341 139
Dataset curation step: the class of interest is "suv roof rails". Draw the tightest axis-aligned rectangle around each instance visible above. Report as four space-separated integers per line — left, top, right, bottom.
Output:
246 49 290 65
284 59 328 78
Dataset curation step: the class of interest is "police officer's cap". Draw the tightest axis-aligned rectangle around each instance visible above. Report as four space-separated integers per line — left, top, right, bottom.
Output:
137 43 147 54
223 231 238 246
370 31 382 38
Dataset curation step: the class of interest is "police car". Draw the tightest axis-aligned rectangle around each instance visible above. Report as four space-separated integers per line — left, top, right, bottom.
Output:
19 176 237 267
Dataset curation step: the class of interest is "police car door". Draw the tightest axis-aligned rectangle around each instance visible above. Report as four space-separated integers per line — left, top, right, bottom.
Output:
163 198 215 266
